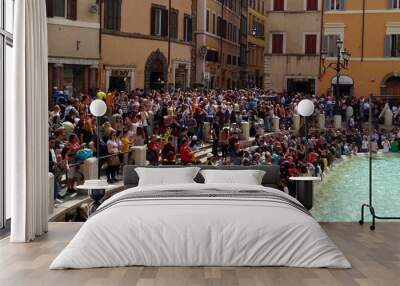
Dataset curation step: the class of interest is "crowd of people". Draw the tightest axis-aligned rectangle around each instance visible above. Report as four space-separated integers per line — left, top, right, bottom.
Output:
48 86 400 206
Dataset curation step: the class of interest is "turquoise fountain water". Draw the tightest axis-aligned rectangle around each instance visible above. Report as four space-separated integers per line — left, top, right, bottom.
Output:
311 153 400 222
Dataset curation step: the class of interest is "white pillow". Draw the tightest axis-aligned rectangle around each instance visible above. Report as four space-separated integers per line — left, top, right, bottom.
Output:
200 169 266 186
135 167 201 186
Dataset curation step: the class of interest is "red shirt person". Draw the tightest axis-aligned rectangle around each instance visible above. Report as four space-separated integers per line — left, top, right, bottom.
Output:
147 135 161 165
179 139 195 165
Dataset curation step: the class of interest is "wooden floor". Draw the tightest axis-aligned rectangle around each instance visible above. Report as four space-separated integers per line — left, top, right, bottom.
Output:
0 222 399 286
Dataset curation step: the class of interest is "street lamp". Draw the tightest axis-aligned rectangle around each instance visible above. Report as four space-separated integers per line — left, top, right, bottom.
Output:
321 39 351 120
90 99 107 179
298 99 315 161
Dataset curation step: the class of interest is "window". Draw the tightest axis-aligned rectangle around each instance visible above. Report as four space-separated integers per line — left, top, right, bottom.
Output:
212 13 216 34
46 0 77 20
222 19 227 38
305 34 317 54
273 0 284 11
151 6 168 37
385 34 400 57
390 0 400 9
206 10 210 32
1 0 14 230
271 33 284 54
54 0 65 17
322 34 341 56
184 15 192 42
325 0 344 11
206 50 219 62
104 0 122 30
170 9 178 39
253 20 265 38
307 0 318 11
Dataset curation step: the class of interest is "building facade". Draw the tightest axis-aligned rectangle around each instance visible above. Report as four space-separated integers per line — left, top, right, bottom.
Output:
46 0 100 101
100 0 193 92
194 0 242 89
264 0 322 94
319 0 400 98
239 0 249 88
247 0 266 88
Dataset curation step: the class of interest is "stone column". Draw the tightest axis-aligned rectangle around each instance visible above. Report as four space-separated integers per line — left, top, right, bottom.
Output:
256 119 264 136
81 157 99 180
293 114 300 132
318 113 326 130
272 117 280 132
334 115 342 129
89 65 98 91
346 106 354 121
132 146 147 165
385 107 393 127
54 63 63 89
202 122 211 143
240 121 250 140
105 69 111 91
83 66 89 94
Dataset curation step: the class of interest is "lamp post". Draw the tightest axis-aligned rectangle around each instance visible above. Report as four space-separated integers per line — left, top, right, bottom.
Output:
90 99 107 179
321 39 351 126
298 99 315 160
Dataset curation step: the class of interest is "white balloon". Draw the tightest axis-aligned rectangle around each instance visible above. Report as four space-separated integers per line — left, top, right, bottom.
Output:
90 99 107 117
297 99 315 117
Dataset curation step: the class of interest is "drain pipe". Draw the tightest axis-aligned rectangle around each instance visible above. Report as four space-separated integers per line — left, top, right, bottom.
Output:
361 0 366 62
318 0 325 78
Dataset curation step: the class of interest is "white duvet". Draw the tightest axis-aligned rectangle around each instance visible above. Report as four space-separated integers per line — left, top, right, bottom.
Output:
50 183 351 269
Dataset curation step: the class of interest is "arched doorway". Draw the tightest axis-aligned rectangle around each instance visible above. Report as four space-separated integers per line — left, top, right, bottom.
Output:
331 75 354 97
381 73 400 96
144 49 168 91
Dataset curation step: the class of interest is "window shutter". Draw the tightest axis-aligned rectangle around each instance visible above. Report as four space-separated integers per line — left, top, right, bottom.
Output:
171 10 178 39
339 0 345 10
188 17 193 42
46 0 54 17
322 35 328 51
333 35 340 56
116 0 122 31
388 0 394 9
324 0 330 10
384 35 392 57
67 0 77 21
151 7 156 35
162 9 169 37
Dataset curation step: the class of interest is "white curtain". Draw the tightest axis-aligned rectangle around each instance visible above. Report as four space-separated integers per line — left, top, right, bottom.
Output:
7 0 49 242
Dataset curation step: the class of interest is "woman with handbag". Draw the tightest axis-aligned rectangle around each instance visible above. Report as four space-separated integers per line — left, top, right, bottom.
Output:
107 130 121 183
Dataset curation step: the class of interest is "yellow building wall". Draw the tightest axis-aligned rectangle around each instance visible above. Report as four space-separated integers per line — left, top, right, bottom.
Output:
100 0 193 90
319 0 400 97
120 0 192 38
48 25 100 59
47 0 100 59
100 35 191 90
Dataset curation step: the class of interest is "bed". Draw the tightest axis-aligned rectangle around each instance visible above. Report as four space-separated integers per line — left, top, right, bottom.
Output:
50 165 351 269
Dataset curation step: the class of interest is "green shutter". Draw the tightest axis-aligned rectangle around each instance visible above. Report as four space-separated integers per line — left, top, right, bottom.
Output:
324 0 330 10
384 35 392 57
